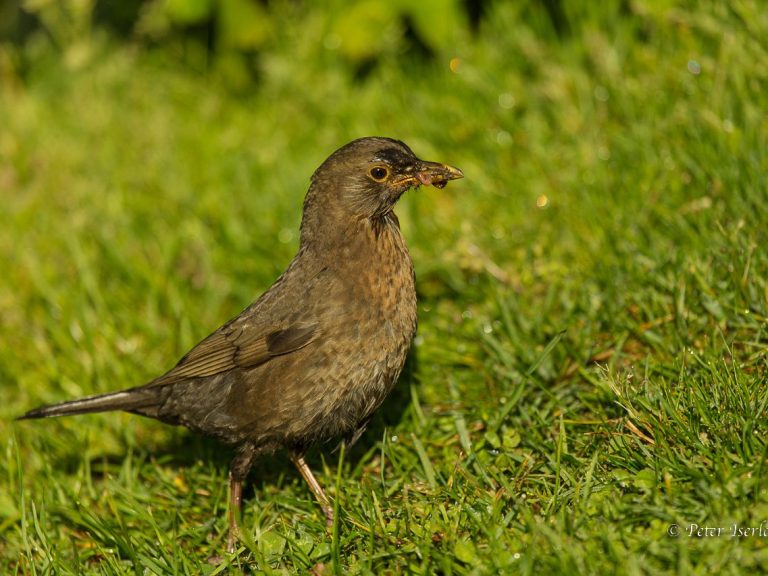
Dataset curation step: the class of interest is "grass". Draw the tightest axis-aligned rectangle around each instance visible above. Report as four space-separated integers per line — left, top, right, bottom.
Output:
1 1 767 573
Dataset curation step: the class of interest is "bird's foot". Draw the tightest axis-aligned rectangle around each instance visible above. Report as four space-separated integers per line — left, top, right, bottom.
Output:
226 526 240 554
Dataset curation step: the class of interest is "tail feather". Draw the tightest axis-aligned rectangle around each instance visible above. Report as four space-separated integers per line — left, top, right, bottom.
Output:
18 388 159 420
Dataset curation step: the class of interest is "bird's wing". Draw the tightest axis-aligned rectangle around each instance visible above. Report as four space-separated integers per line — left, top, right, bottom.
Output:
151 320 318 386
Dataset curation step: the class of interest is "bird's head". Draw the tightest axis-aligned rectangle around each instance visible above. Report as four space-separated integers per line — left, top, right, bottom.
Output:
304 137 463 226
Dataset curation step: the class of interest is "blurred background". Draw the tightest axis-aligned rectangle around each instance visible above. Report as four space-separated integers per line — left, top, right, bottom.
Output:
1 0 476 84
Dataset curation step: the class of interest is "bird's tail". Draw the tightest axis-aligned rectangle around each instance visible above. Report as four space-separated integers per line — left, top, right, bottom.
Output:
17 387 159 420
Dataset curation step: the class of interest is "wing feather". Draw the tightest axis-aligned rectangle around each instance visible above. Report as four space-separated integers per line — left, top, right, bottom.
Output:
151 321 318 386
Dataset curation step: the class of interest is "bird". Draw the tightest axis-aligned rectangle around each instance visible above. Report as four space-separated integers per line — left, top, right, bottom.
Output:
18 136 463 552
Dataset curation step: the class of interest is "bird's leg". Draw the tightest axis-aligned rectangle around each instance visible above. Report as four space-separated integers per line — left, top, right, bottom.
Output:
227 472 242 553
290 449 334 526
227 443 257 553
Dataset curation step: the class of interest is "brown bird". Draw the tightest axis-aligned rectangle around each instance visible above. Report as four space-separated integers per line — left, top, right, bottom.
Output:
18 136 463 551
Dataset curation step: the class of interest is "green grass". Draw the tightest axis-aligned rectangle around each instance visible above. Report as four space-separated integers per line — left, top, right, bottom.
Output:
1 2 767 573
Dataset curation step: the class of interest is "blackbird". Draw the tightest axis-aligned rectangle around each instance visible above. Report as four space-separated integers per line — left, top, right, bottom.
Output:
19 136 462 551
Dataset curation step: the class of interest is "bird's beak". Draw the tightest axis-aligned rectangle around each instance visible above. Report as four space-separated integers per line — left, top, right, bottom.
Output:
393 161 464 190
414 161 464 189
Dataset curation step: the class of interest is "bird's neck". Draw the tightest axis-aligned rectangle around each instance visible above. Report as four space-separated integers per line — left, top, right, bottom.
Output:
369 210 401 237
300 211 406 264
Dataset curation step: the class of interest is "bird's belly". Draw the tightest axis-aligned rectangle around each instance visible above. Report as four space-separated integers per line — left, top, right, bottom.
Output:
283 290 417 445
196 282 416 450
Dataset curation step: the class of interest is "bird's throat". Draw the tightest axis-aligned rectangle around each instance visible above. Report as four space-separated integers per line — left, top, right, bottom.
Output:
370 210 400 239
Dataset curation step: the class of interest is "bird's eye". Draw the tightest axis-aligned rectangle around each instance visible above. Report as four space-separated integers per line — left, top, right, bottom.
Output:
369 166 389 181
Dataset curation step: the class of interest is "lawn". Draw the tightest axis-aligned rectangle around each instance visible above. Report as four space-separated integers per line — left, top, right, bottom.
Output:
1 2 767 574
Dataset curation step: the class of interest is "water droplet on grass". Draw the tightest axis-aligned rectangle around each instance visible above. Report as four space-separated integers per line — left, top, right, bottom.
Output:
278 228 294 243
594 86 609 101
498 93 516 109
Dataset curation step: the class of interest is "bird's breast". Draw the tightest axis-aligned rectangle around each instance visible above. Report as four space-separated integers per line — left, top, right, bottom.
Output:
344 216 417 339
283 216 417 443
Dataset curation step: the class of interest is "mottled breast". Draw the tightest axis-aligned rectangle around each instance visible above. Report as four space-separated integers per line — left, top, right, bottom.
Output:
283 213 417 444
